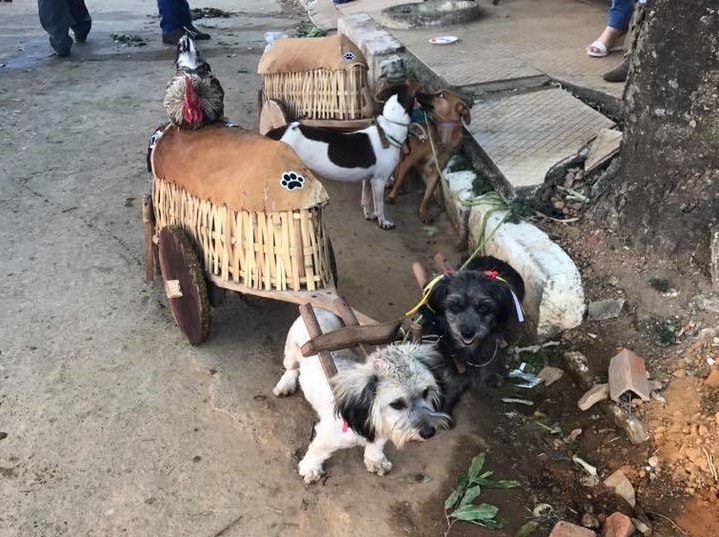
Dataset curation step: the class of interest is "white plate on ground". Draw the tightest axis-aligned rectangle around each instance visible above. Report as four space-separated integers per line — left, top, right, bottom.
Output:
429 35 459 45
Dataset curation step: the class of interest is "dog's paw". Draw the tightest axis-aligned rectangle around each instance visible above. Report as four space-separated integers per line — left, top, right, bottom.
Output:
272 383 295 397
385 194 396 204
418 210 433 224
272 370 299 396
378 219 396 230
365 457 392 476
299 459 324 484
364 211 378 221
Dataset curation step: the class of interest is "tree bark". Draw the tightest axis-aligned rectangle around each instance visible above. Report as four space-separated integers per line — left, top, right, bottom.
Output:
591 0 719 273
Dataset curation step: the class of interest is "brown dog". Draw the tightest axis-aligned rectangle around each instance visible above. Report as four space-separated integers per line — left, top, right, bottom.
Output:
386 89 471 223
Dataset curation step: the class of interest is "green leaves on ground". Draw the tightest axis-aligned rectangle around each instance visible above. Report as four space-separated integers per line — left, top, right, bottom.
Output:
444 452 521 529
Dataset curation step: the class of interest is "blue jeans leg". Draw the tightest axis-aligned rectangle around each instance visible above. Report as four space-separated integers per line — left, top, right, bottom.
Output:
37 0 74 55
607 0 634 31
67 0 91 41
157 0 192 35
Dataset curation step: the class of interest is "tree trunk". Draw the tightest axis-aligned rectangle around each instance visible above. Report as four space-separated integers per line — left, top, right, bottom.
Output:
591 0 719 274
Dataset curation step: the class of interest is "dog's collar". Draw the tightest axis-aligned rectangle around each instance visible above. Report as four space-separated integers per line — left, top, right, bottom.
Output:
376 121 404 149
465 342 499 369
384 132 404 147
382 117 411 128
435 120 463 128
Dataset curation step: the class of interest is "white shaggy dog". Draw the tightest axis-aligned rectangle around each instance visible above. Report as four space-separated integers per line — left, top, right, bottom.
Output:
273 309 452 484
265 86 416 230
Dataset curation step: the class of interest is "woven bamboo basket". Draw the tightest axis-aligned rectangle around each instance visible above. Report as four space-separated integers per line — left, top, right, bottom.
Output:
258 35 370 121
149 124 333 292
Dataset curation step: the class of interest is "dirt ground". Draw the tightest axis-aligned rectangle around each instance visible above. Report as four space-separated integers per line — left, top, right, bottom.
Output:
536 218 719 537
1 1 718 537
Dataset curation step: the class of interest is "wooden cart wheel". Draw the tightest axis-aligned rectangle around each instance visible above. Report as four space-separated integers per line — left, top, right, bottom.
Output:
327 237 338 286
259 99 289 135
142 195 156 282
157 226 211 345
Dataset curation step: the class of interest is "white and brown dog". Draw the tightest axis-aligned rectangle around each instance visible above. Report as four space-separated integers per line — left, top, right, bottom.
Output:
265 85 416 230
273 308 452 484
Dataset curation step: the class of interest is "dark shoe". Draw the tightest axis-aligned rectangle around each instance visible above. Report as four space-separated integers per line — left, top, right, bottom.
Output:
50 34 73 57
72 20 91 44
603 55 630 83
183 24 210 40
162 29 184 45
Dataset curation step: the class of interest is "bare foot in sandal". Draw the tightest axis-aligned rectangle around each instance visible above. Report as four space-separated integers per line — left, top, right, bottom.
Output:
587 26 626 57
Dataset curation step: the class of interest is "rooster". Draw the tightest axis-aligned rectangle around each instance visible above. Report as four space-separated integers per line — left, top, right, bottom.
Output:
163 34 224 129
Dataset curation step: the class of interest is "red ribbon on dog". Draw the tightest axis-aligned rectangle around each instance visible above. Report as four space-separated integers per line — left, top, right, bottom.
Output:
483 269 524 322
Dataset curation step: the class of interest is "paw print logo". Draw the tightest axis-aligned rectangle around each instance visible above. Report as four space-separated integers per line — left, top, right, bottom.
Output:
280 171 305 190
342 51 356 62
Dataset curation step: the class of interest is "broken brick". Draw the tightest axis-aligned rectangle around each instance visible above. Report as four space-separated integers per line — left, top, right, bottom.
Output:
549 520 597 537
578 383 610 411
608 349 651 402
603 512 635 537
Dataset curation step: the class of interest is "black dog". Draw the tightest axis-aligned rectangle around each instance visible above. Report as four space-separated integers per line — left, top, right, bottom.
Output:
424 255 525 414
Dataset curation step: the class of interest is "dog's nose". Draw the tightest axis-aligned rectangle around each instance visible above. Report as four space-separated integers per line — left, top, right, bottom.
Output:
419 426 436 439
460 328 475 340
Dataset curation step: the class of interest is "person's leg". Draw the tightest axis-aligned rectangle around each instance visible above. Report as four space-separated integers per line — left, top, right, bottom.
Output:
158 0 209 44
37 0 73 56
67 0 91 43
588 0 634 57
603 3 645 82
607 0 634 32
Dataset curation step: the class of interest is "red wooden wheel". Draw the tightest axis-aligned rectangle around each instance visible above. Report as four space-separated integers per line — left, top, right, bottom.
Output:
157 226 211 345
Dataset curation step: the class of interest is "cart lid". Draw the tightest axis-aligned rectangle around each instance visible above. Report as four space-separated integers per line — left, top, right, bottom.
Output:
257 34 367 75
150 125 329 212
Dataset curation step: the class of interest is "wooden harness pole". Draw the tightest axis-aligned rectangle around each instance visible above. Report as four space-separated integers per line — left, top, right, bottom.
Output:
330 297 368 360
299 303 338 379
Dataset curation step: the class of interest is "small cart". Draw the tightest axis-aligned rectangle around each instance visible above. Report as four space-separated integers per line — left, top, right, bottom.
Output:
257 34 376 134
144 123 374 344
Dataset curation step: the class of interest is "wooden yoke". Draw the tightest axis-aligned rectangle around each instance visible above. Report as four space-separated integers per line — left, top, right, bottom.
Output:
331 297 368 360
434 253 455 274
412 262 429 289
299 303 338 379
301 319 403 358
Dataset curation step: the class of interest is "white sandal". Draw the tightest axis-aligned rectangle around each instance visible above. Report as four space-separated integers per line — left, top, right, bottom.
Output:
586 39 624 58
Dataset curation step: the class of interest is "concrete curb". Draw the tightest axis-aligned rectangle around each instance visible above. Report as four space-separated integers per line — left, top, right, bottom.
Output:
338 13 586 340
466 201 586 340
439 160 586 340
337 13 406 86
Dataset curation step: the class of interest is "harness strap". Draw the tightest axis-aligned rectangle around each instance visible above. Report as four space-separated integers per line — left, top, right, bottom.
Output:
376 121 403 149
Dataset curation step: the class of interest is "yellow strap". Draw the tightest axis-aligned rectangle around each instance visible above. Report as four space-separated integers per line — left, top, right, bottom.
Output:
404 273 446 317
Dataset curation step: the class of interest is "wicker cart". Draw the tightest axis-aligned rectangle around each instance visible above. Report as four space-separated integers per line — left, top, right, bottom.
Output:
144 123 374 344
257 34 376 134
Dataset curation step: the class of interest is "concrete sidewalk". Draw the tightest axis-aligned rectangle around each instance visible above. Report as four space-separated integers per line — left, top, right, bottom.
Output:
306 0 624 198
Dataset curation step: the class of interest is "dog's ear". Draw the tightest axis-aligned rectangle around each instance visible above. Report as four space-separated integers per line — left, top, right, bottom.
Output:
427 275 452 313
331 367 378 442
485 280 521 331
374 82 403 104
455 101 471 125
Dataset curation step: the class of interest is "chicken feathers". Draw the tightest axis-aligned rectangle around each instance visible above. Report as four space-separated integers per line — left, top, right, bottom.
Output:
163 34 225 128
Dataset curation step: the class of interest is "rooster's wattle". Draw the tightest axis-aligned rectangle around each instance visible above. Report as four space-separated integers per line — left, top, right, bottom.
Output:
163 34 224 129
